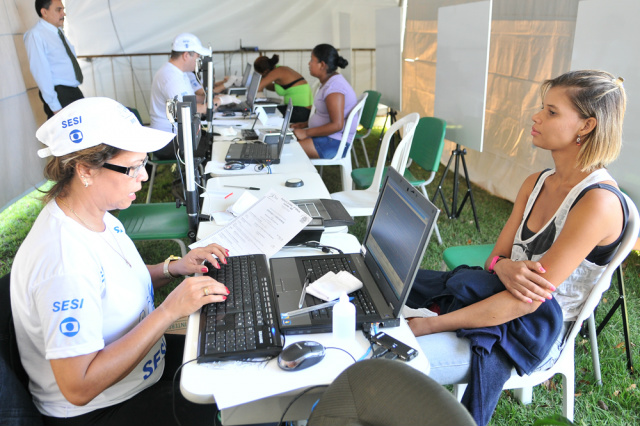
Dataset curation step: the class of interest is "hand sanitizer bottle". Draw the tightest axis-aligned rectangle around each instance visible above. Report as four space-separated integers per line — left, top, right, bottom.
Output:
332 292 356 343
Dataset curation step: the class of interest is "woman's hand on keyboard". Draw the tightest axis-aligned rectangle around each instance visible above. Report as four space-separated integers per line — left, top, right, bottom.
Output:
161 276 230 319
173 243 229 276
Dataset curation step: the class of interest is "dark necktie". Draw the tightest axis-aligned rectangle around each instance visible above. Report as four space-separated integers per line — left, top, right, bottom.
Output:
58 28 83 84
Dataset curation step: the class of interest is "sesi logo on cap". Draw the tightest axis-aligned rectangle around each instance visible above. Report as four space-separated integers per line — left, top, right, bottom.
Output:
69 129 83 143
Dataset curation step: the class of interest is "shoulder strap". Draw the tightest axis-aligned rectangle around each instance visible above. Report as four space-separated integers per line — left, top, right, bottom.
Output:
571 183 629 244
279 77 305 90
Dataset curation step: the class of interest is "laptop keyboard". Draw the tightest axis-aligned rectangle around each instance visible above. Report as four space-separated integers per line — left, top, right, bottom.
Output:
243 143 271 159
198 255 283 362
217 102 250 113
241 129 259 140
301 257 378 318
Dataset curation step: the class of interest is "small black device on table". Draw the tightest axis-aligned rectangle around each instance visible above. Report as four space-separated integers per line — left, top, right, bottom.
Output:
368 331 418 362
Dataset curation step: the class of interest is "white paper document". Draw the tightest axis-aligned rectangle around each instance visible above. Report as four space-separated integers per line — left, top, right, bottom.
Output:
190 190 312 257
306 271 363 302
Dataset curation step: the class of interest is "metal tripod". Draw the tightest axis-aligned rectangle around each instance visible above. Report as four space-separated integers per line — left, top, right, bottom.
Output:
433 144 480 231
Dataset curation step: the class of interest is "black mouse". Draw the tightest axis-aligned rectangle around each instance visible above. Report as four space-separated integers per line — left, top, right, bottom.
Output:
277 341 325 371
223 161 245 170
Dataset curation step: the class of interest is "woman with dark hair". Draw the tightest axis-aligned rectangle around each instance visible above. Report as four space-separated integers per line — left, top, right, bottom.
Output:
253 54 312 123
291 44 358 159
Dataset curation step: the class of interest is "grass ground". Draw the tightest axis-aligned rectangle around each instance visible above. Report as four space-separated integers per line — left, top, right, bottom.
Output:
1 122 638 425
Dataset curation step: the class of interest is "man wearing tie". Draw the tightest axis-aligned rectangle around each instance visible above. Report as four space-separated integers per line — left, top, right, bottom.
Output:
25 0 84 119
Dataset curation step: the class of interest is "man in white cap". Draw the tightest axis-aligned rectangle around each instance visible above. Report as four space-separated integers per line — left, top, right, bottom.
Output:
149 33 239 159
149 33 210 133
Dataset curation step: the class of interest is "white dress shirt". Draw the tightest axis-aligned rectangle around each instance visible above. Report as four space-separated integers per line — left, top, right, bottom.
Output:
24 18 81 112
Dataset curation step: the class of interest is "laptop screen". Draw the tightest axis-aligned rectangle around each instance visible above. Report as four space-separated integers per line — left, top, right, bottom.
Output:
246 71 261 106
362 168 438 307
274 99 293 155
240 63 252 87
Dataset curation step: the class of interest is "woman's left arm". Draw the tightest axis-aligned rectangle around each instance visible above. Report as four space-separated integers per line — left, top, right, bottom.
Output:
410 187 624 336
494 187 624 301
147 243 228 289
301 93 345 139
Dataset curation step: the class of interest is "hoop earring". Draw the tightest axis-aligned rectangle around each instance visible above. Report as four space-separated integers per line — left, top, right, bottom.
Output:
576 135 581 146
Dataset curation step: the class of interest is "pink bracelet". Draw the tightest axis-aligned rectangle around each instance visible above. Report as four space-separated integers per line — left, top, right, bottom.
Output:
488 255 506 273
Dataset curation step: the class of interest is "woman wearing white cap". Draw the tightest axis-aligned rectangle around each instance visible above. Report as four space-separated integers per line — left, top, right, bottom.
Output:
10 98 228 425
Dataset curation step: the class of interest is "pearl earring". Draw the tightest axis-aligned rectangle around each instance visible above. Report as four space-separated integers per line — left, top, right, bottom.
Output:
81 175 89 187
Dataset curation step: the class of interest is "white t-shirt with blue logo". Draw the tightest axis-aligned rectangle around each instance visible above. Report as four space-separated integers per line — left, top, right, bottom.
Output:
10 200 165 417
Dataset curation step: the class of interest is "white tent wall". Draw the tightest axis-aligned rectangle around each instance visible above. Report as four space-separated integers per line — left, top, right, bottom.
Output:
404 0 580 203
3 0 394 211
5 0 635 211
66 0 396 123
1 0 47 211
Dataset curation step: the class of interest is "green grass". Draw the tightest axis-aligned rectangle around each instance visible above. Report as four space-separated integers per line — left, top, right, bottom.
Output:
2 125 639 425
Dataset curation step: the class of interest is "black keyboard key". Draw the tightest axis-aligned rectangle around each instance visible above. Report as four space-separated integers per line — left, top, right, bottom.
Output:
198 255 283 362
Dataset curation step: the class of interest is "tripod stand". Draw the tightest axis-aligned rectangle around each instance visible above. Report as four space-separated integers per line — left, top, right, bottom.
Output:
433 144 480 231
375 107 399 162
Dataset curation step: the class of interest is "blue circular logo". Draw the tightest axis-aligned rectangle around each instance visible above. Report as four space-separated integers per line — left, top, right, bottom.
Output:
59 317 80 337
69 129 83 144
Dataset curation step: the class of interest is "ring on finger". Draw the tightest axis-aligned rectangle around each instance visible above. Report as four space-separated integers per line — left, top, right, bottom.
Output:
203 287 209 297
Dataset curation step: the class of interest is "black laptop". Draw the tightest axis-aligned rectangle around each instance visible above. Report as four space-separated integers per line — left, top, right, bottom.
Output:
217 71 262 113
270 167 440 335
224 99 292 164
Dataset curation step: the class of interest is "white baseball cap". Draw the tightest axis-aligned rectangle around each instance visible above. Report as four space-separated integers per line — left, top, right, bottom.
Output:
36 97 175 158
171 33 210 56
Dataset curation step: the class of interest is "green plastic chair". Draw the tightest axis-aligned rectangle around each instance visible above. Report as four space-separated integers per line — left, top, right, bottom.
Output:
117 203 189 256
353 90 382 168
145 154 178 203
442 243 494 270
351 116 447 244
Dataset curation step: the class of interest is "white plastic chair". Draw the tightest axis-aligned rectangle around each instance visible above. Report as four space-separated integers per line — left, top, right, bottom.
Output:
453 193 639 422
310 92 368 191
330 112 420 218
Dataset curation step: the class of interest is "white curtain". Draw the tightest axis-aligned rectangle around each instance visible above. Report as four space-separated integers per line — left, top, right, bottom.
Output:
403 0 581 203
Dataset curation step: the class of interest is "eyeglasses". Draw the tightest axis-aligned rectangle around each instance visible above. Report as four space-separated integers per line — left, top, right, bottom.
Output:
102 156 148 178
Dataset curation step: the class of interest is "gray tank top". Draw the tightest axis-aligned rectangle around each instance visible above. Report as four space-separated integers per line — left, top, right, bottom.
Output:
511 168 614 320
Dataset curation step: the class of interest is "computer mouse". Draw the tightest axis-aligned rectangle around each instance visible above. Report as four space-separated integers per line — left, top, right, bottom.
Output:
277 341 325 371
223 161 245 170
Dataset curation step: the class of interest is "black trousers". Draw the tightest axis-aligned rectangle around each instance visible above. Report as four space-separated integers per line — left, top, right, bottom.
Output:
42 334 217 426
39 86 84 119
277 105 310 123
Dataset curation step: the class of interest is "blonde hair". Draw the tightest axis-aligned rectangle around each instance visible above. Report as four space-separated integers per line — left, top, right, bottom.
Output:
41 144 121 204
540 70 626 172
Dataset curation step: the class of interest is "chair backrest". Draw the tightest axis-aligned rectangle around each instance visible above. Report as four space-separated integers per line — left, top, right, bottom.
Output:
367 112 420 193
307 358 476 426
572 193 639 329
308 80 322 117
324 92 368 161
410 117 447 173
0 273 44 424
532 193 640 375
359 90 382 130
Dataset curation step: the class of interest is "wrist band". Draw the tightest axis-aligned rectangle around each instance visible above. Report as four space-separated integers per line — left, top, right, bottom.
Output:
488 255 506 273
163 255 182 279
